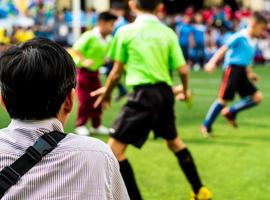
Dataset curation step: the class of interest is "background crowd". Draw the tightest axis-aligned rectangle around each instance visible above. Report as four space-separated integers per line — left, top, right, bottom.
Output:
0 1 270 68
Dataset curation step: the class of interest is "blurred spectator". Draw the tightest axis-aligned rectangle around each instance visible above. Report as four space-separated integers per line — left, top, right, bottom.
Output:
175 14 194 61
86 7 99 29
205 27 218 61
190 12 207 70
0 1 269 65
34 3 53 39
0 28 11 45
111 2 128 35
53 10 69 46
14 27 35 43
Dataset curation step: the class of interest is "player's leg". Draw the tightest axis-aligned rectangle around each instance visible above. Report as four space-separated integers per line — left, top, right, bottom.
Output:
105 62 127 101
115 83 127 101
108 86 157 200
222 69 261 126
88 72 109 134
201 67 234 135
223 92 262 124
75 69 91 135
165 137 212 199
89 72 102 128
108 138 142 200
201 98 227 135
154 85 211 199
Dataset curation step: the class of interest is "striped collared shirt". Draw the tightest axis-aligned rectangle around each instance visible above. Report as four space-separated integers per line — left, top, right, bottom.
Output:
0 118 129 200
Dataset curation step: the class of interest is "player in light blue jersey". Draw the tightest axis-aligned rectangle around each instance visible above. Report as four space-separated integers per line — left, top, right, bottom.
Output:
201 12 268 136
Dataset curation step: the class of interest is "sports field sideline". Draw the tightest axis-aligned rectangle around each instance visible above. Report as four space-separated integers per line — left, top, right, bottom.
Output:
0 66 269 200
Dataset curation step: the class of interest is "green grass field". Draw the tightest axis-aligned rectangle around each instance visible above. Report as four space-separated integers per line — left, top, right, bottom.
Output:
0 66 269 200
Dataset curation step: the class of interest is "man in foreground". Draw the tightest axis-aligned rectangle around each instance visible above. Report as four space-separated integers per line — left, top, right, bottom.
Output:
0 38 129 199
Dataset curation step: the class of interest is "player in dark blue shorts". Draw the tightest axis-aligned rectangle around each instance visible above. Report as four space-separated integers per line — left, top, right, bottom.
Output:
201 12 268 136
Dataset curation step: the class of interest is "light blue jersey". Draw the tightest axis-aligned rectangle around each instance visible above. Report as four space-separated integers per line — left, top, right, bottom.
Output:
112 16 128 36
223 29 257 69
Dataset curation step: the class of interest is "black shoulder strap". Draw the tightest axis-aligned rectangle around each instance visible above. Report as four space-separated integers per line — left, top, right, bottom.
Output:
0 131 66 198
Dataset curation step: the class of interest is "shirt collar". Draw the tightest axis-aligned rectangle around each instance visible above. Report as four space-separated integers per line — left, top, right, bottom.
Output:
8 118 64 133
241 29 257 46
92 27 109 42
135 14 159 23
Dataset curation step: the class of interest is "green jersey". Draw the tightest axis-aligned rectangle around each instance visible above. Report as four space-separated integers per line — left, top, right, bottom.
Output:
108 14 186 87
73 28 112 71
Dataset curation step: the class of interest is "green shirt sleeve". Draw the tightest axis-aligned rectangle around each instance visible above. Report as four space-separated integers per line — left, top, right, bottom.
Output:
169 32 186 70
73 31 93 56
107 30 127 64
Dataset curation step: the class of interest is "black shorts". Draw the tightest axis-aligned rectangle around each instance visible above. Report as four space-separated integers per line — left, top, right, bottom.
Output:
219 65 258 101
110 83 177 148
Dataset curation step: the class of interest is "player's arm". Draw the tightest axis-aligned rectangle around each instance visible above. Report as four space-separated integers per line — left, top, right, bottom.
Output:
205 45 228 73
72 49 94 67
170 31 190 100
73 33 95 66
178 64 189 98
92 61 125 108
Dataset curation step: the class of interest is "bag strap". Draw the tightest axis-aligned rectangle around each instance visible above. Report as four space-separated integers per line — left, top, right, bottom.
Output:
0 131 66 198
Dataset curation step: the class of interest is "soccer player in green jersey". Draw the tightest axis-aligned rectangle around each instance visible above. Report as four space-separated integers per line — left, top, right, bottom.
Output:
72 12 117 136
92 1 212 200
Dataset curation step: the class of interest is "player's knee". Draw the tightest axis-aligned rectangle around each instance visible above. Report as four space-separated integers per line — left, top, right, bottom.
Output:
217 98 227 105
166 137 186 153
253 92 263 104
108 138 127 161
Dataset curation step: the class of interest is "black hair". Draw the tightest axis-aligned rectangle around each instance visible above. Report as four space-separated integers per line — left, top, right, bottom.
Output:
98 11 117 22
0 38 76 120
253 12 268 24
136 0 162 12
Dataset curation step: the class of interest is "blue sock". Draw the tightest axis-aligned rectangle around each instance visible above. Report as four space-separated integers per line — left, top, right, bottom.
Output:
117 83 127 96
203 100 225 128
229 96 257 115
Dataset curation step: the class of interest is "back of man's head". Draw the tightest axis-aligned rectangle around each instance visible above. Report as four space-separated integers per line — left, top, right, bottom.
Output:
0 38 76 120
135 0 162 12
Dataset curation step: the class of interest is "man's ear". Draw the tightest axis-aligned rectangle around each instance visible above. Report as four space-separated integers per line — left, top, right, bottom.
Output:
0 94 7 112
63 88 75 114
57 88 76 126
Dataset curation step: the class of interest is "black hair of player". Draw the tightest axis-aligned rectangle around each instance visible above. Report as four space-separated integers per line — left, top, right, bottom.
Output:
98 11 118 22
253 12 268 24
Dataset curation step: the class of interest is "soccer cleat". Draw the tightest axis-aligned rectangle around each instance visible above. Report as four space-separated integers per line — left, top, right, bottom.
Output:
190 187 212 200
200 125 212 138
75 126 90 136
90 125 110 135
222 108 238 128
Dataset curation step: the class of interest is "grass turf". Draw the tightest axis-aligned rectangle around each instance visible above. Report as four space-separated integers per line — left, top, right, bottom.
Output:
0 66 269 199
